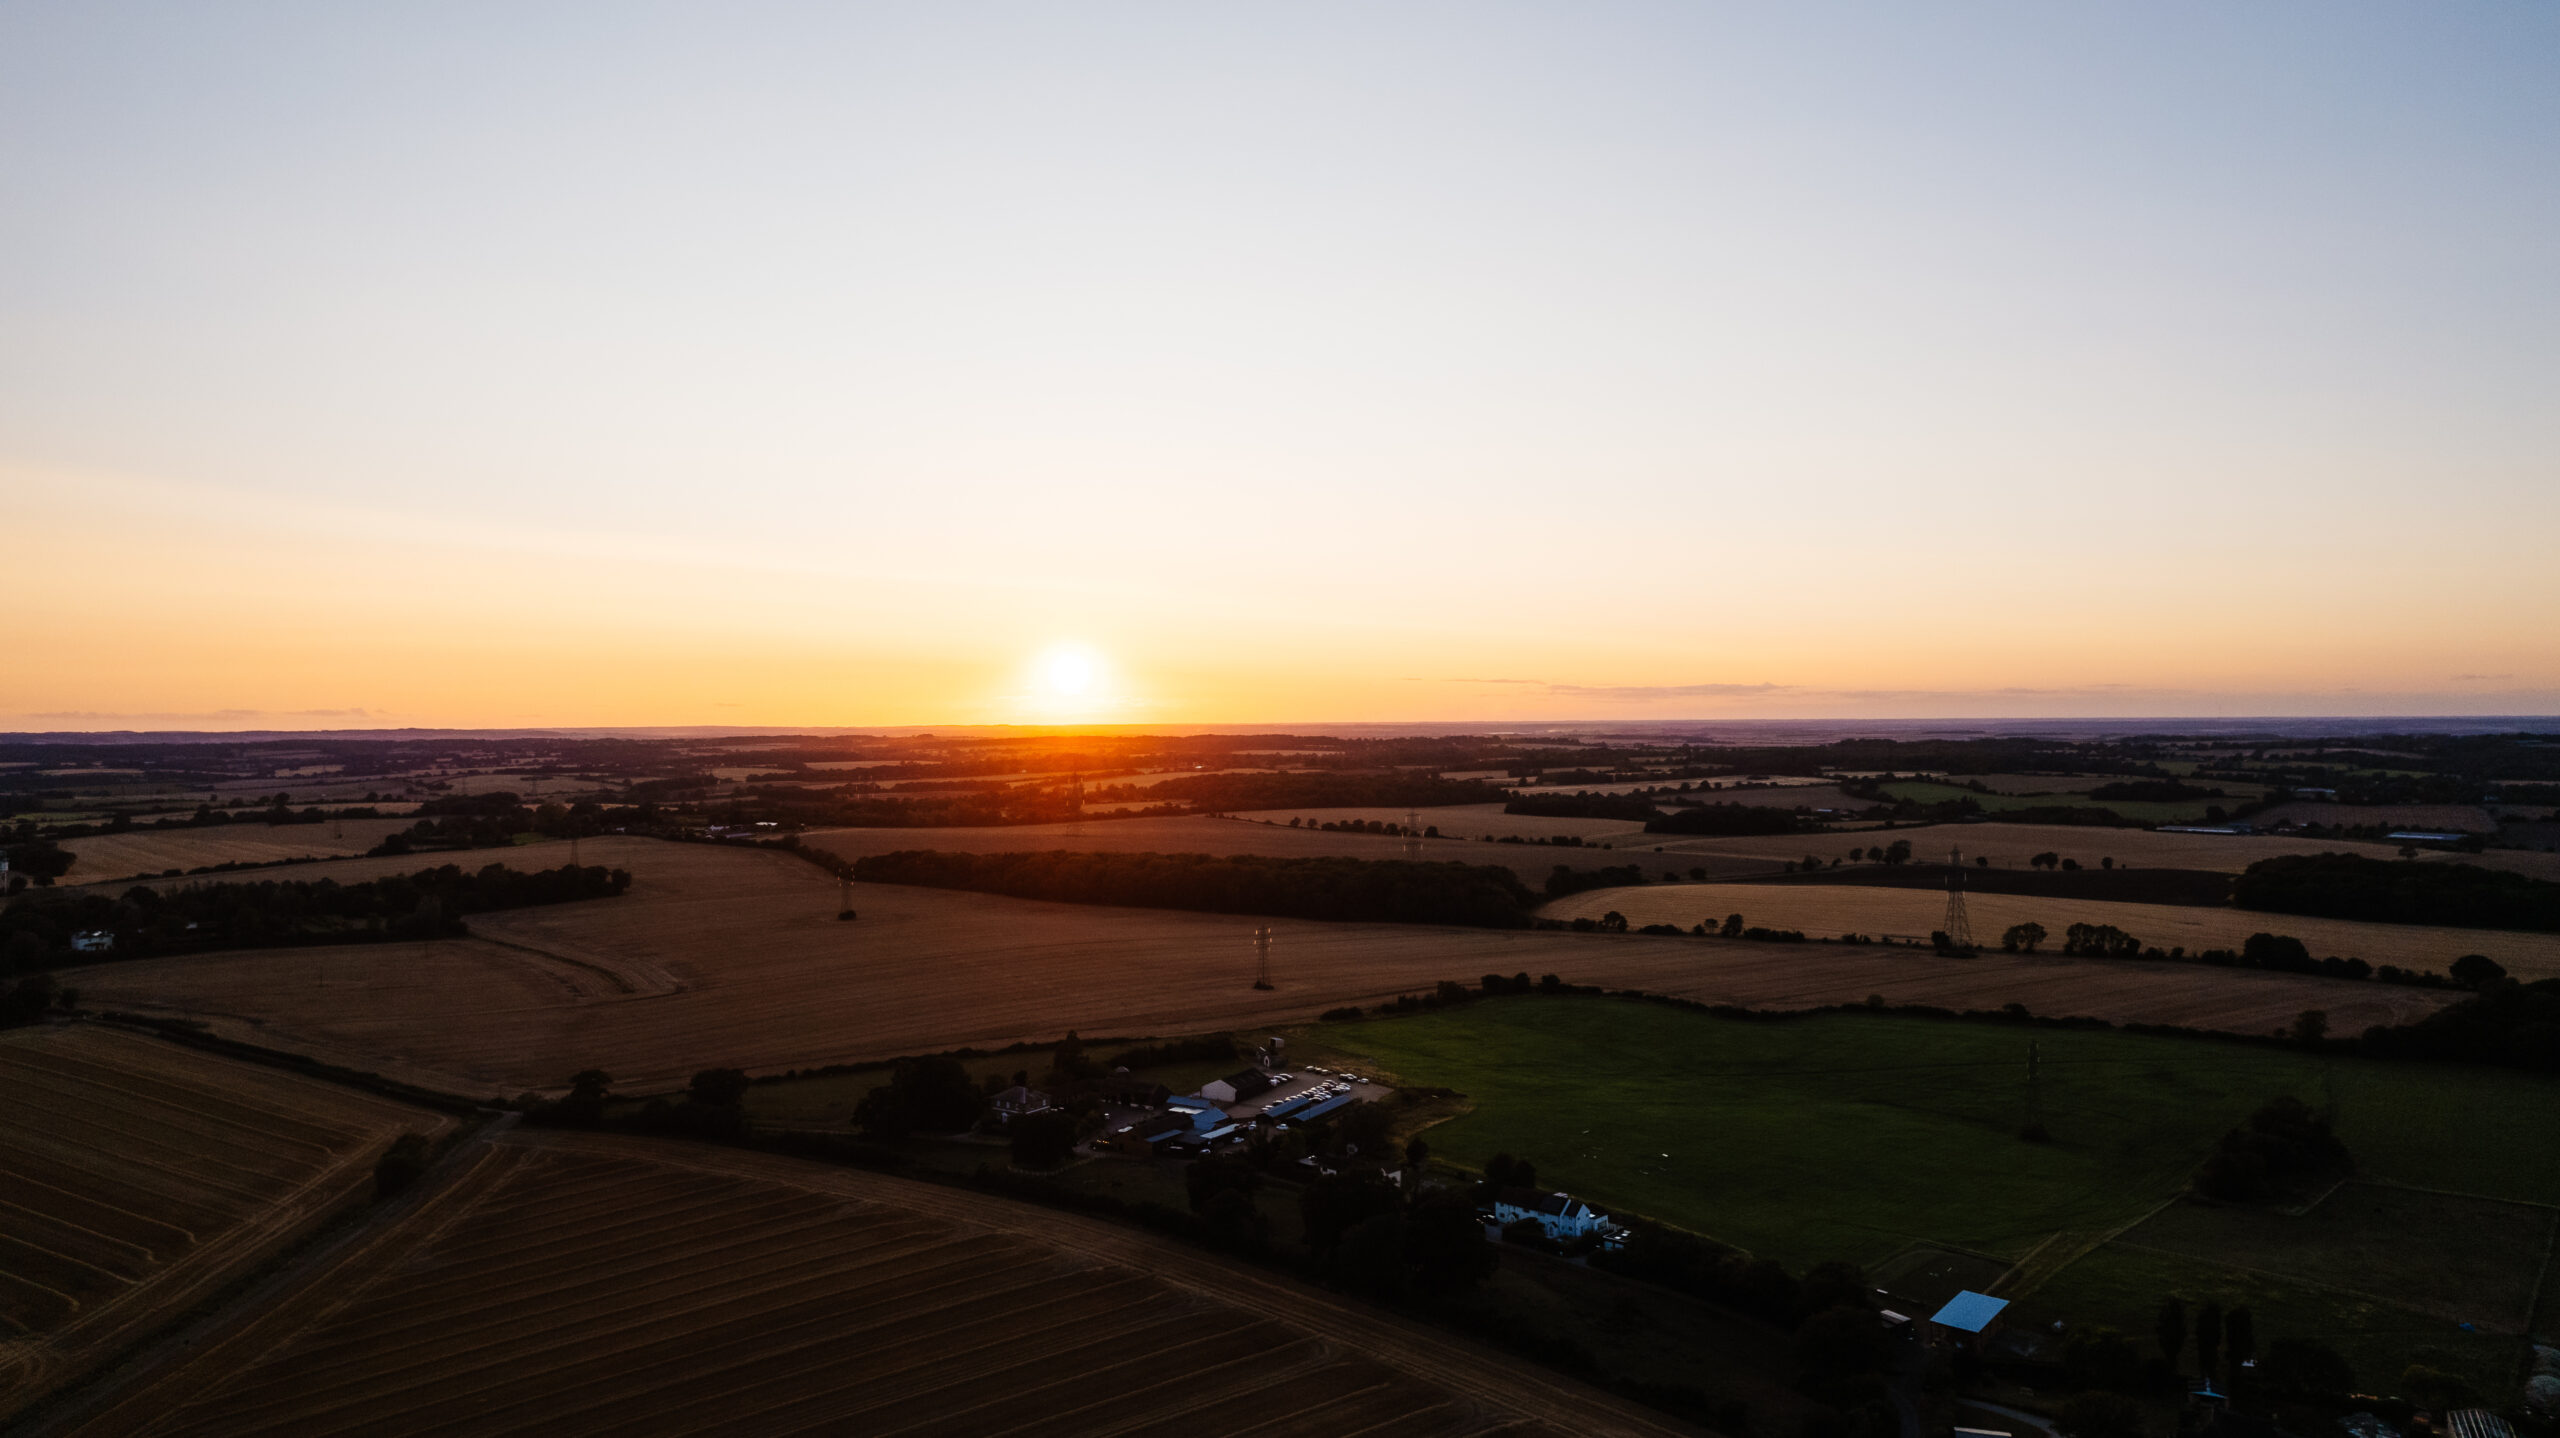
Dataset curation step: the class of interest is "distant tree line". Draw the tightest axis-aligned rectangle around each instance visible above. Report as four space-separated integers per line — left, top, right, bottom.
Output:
1503 792 1660 822
2233 852 2560 932
0 862 629 971
2087 779 2225 803
849 849 1540 927
1643 805 1803 837
1113 771 1506 811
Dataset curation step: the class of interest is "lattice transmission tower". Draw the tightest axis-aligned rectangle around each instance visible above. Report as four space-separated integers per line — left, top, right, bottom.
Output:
1404 809 1423 861
1942 847 1975 950
1251 925 1274 990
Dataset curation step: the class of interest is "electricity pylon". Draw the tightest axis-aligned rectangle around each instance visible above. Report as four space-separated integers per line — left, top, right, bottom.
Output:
1942 847 1976 950
1252 926 1274 990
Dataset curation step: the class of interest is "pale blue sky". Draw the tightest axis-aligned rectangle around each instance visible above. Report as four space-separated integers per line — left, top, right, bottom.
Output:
4 3 2555 725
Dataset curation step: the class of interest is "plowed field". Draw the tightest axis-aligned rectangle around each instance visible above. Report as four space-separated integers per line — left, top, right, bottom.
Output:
1541 882 2560 980
69 1132 1697 1438
0 1025 451 1423
73 839 2455 1096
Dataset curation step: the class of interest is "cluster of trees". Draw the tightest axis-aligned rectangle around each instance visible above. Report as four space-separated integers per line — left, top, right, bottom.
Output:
1643 805 1803 837
1503 792 1660 822
3 837 73 888
849 849 1540 928
1292 1158 1497 1298
850 1054 990 1137
0 862 630 969
2059 923 2143 958
2194 1096 2352 1203
2234 852 2560 932
0 972 72 1028
530 1065 754 1139
1991 916 2458 992
2360 973 2560 1071
1542 863 1648 900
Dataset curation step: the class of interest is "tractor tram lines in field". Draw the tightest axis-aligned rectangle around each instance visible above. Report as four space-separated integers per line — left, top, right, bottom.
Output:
0 1025 453 1424
75 1137 1678 1438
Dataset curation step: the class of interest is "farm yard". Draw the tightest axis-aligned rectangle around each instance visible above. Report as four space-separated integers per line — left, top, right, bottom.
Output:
52 817 419 885
0 1025 452 1424
65 838 2458 1096
1541 881 2560 980
66 1132 1697 1438
1304 997 2560 1397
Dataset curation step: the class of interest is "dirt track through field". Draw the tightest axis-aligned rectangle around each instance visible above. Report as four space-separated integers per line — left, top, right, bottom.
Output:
67 1131 1701 1438
71 839 2457 1096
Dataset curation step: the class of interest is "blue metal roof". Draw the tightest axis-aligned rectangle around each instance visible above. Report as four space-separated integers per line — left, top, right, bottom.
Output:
1929 1291 2009 1333
1289 1093 1358 1124
1262 1094 1318 1122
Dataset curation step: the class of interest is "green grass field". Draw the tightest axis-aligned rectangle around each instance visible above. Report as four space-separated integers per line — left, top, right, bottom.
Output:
1304 996 2560 1394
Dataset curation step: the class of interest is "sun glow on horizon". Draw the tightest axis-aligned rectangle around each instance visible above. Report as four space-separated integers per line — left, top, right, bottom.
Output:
1011 643 1126 723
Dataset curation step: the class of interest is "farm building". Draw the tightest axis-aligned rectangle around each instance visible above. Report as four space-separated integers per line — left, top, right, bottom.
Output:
1492 1188 1614 1242
1279 1092 1360 1127
1162 1123 1240 1157
989 1085 1052 1125
1201 1070 1276 1104
1106 1113 1192 1156
1163 1100 1228 1133
70 930 115 954
1927 1291 2009 1351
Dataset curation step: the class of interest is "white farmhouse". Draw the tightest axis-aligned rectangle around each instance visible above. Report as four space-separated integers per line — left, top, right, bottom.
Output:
1492 1187 1614 1242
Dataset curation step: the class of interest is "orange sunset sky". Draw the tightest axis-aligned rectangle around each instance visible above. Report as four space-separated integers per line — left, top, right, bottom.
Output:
5 5 2554 730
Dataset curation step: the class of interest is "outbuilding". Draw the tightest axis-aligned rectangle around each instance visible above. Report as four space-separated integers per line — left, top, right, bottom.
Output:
1200 1070 1276 1105
1927 1291 2009 1351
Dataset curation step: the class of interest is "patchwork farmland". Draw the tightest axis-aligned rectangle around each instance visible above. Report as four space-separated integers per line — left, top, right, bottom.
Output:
69 838 2456 1095
68 1133 1695 1438
1543 881 2560 980
0 1025 451 1423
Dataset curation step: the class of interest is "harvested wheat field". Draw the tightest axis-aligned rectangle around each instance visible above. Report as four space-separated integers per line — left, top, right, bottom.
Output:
1543 882 2560 980
73 838 2454 1096
56 819 418 886
69 1131 1696 1438
0 1024 451 1423
1618 820 2527 875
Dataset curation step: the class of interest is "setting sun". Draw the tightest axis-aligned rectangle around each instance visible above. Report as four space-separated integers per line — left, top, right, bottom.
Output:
1039 646 1099 698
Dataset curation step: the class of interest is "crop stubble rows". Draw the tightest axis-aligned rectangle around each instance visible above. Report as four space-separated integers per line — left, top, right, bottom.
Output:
0 1025 449 1422
78 1134 1687 1438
